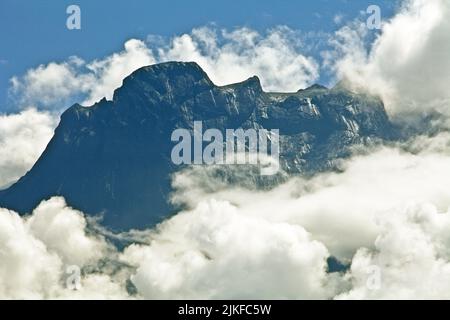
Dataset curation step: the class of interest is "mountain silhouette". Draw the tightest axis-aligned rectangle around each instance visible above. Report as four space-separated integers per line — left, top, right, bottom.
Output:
0 62 395 230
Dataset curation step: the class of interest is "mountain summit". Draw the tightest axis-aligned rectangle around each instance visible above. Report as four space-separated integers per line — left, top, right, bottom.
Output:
0 62 395 230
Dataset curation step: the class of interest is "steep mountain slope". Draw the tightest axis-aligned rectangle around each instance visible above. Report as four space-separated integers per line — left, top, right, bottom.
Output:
0 62 395 230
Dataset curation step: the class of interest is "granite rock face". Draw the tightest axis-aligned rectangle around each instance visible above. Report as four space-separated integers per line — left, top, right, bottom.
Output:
0 62 395 230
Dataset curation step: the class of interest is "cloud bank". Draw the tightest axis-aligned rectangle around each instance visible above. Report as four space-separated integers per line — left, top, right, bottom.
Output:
0 108 57 188
10 40 156 109
4 133 450 299
0 197 128 299
328 0 450 121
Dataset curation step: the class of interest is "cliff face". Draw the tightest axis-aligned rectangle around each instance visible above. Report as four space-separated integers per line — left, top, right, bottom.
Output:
0 62 395 230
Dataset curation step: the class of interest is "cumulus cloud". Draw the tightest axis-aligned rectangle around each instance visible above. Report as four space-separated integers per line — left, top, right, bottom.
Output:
10 57 92 109
336 202 450 299
0 108 57 188
0 197 128 299
83 39 156 105
155 26 319 92
10 40 155 109
328 0 450 120
28 197 110 266
121 199 333 299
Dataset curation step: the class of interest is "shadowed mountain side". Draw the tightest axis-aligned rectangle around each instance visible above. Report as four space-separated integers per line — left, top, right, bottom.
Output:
0 62 395 230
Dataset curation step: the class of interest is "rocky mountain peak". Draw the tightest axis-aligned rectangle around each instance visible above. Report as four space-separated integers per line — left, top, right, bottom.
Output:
0 62 395 230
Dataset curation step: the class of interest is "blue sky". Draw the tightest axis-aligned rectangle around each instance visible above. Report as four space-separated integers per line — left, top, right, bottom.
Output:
0 0 399 111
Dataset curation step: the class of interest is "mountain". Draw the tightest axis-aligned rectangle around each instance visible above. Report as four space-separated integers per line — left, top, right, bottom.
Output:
0 62 395 230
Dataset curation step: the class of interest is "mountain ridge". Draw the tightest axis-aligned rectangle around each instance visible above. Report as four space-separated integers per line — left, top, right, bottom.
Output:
0 61 395 230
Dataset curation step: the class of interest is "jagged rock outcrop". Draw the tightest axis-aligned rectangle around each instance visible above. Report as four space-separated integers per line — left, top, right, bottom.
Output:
0 62 395 230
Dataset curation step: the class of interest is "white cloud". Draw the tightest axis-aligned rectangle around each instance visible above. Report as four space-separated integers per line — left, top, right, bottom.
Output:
121 199 334 299
83 39 156 105
336 202 450 299
10 40 155 109
0 108 57 188
328 0 450 120
4 134 450 298
0 197 128 299
156 26 319 92
0 206 62 299
28 197 111 266
10 57 94 109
